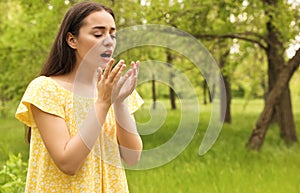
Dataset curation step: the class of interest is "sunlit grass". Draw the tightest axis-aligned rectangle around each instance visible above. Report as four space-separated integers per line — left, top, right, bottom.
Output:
126 97 300 193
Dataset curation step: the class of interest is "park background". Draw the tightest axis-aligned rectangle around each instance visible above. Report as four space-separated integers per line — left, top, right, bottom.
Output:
0 0 300 192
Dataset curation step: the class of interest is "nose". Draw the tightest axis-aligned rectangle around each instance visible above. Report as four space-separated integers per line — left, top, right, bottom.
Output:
103 34 115 48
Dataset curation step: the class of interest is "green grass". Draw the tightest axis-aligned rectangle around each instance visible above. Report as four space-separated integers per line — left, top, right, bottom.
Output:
0 117 29 166
0 96 299 193
126 98 300 193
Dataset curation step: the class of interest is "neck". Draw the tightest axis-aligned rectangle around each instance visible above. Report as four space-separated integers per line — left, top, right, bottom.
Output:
72 59 98 98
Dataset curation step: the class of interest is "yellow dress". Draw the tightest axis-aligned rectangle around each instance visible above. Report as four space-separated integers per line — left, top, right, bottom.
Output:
15 76 143 193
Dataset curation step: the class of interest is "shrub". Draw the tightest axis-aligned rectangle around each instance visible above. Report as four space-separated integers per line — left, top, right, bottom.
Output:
0 153 27 193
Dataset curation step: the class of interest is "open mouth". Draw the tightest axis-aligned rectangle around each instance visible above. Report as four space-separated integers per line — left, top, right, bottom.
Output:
100 50 112 58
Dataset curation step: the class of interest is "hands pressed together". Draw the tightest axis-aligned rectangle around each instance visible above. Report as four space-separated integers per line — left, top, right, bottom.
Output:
96 59 139 107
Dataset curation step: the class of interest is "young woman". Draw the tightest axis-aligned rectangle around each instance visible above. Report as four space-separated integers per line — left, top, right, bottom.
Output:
15 1 143 192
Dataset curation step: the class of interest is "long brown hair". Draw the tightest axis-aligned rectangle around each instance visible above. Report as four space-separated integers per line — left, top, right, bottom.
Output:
26 1 115 143
40 1 114 76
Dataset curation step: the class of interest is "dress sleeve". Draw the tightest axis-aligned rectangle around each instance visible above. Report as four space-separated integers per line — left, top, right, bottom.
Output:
127 90 144 114
15 77 65 127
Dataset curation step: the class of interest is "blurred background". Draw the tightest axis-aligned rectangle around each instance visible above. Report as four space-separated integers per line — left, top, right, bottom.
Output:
0 0 299 192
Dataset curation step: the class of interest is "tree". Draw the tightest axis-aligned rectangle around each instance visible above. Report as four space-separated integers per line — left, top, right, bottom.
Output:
219 46 231 123
166 50 176 110
190 0 299 148
247 48 300 149
246 0 299 148
111 0 300 136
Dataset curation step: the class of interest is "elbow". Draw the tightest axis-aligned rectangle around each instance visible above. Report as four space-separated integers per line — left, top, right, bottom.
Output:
121 148 142 166
60 167 77 176
56 161 80 176
123 151 142 166
119 137 143 166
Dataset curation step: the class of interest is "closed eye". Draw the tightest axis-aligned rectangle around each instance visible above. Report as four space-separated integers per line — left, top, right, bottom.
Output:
94 34 103 38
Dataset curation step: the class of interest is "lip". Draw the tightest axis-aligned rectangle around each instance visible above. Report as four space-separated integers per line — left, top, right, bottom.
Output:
100 50 112 57
99 49 113 64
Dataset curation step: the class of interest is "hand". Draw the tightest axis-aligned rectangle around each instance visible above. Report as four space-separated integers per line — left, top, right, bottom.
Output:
112 60 140 104
96 59 126 107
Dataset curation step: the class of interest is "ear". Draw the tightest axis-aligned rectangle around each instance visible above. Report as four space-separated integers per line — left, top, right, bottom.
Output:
66 32 77 49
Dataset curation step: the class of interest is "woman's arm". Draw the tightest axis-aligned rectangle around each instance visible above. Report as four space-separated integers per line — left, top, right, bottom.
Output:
31 100 110 175
114 101 143 166
111 61 142 165
31 60 126 175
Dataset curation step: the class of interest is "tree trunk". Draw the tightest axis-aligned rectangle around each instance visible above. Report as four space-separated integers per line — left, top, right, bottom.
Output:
267 47 296 142
166 51 176 110
219 49 231 123
222 76 231 123
202 81 215 104
276 88 297 143
169 86 176 109
247 48 300 150
203 80 208 105
152 73 156 109
247 0 298 149
265 0 297 143
209 83 215 103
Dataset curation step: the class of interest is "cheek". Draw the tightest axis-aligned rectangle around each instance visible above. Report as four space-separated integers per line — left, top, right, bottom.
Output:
78 39 98 56
86 39 99 50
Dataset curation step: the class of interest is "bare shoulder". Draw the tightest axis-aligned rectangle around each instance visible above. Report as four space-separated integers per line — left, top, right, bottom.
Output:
50 75 74 92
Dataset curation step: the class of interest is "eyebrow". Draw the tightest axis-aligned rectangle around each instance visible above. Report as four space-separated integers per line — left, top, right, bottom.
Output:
91 26 116 31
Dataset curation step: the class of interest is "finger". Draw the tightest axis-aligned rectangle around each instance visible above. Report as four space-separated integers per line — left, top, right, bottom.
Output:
112 63 126 84
125 69 133 78
125 68 137 90
97 67 102 82
128 75 137 94
135 60 140 75
109 60 125 82
131 61 138 87
117 74 127 88
131 61 137 78
103 59 115 79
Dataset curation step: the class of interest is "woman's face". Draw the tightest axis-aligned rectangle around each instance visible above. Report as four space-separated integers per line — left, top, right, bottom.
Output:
74 10 116 68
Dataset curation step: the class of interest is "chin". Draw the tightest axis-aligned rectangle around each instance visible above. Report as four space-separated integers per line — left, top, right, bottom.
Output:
98 61 109 68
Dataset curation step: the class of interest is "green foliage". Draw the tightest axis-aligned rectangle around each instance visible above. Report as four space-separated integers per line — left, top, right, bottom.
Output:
230 41 267 99
0 0 72 117
264 0 300 43
0 0 299 118
0 153 27 193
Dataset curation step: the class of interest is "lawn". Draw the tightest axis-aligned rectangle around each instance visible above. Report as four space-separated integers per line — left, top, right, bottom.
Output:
126 98 300 193
0 96 299 193
0 117 29 166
